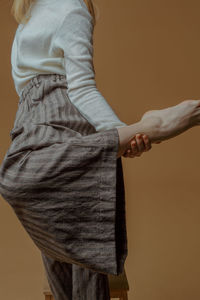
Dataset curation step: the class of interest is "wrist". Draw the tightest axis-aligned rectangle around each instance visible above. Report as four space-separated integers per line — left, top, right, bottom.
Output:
130 119 162 143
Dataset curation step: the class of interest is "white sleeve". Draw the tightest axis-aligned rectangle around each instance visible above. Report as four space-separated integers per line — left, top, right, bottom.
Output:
52 1 127 132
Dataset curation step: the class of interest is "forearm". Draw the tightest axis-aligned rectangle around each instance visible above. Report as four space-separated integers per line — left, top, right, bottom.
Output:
116 98 200 158
116 120 157 158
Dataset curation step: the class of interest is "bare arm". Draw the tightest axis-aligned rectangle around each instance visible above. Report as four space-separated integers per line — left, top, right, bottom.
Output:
117 120 155 158
117 99 200 158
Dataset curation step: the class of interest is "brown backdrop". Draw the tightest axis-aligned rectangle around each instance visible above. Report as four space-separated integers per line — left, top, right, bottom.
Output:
0 0 200 299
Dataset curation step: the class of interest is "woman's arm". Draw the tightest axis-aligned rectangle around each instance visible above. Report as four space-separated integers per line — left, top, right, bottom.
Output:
52 0 127 132
117 99 200 158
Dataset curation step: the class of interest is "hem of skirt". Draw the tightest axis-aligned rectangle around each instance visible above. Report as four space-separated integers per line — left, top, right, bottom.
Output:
97 127 122 276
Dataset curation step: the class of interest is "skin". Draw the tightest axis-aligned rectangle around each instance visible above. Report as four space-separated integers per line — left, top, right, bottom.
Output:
117 99 200 158
82 0 153 158
122 133 157 158
83 1 200 159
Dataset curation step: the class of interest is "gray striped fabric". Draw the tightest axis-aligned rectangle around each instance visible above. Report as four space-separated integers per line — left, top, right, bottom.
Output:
0 73 128 299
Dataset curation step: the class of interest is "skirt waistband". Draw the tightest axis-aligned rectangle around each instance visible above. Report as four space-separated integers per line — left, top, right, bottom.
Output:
20 73 67 102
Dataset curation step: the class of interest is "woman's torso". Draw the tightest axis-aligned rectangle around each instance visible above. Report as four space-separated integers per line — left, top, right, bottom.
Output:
11 0 89 98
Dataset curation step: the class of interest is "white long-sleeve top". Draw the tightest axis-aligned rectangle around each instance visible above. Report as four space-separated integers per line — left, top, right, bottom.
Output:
11 0 127 132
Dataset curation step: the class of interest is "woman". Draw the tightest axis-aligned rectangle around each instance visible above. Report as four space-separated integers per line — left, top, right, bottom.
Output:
0 0 200 299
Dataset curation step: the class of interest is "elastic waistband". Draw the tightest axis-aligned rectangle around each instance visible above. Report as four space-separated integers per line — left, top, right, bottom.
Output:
20 73 67 102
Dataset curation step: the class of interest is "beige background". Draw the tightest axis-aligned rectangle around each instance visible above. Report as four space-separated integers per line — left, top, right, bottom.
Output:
0 0 200 299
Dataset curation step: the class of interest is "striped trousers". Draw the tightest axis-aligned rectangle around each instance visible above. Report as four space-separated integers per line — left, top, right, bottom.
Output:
0 73 128 300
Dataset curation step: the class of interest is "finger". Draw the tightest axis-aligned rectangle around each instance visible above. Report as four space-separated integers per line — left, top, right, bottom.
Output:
122 152 129 158
127 149 136 158
135 151 142 157
129 136 145 157
123 149 135 158
125 135 145 158
130 139 139 154
135 134 146 152
132 147 143 157
142 134 152 151
123 149 131 157
124 141 139 157
126 147 137 157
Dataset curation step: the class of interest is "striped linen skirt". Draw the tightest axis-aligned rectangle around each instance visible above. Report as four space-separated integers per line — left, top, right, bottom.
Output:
0 73 128 299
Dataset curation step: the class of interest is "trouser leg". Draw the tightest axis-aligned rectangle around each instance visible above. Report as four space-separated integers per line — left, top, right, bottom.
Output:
41 252 110 300
72 263 110 300
42 252 72 300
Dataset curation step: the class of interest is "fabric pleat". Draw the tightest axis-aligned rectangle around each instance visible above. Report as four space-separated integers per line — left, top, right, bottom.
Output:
0 73 128 300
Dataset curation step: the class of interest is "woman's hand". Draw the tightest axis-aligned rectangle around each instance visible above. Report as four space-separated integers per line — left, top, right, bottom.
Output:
122 133 155 158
